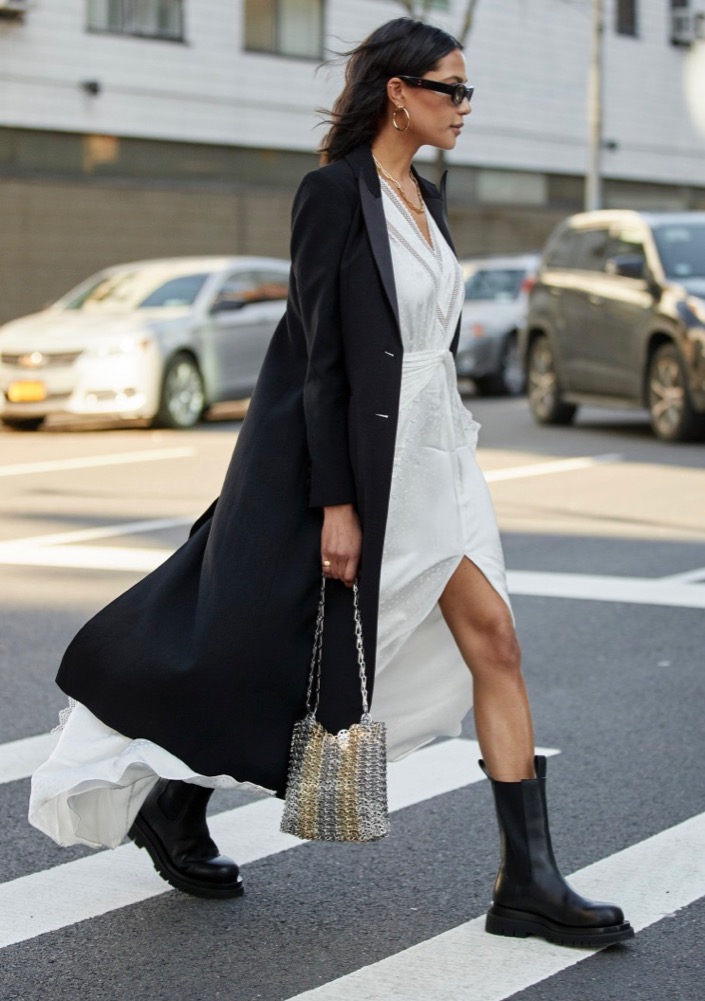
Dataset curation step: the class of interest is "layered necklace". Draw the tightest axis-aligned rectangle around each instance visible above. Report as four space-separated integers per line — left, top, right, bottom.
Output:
372 154 425 215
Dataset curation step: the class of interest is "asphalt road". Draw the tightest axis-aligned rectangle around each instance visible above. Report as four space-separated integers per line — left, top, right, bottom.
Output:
0 397 703 1001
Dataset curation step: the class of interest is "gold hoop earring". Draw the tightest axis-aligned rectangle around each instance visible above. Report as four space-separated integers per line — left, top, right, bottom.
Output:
392 106 410 132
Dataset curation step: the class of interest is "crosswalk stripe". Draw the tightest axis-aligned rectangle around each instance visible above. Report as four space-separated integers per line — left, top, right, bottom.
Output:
0 740 558 949
0 448 195 478
507 570 705 609
0 732 58 785
2 525 704 611
284 810 705 1001
0 543 172 572
483 453 622 483
0 517 193 550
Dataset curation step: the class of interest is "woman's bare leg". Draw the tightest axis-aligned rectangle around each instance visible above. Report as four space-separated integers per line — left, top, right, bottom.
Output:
439 557 534 782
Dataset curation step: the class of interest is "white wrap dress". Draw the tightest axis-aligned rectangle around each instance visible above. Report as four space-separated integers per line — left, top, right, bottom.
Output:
28 177 512 849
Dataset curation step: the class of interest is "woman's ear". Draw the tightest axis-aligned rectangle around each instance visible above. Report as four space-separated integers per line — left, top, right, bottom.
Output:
387 77 405 106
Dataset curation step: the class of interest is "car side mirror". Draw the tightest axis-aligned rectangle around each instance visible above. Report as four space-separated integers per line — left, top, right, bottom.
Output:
211 295 247 314
605 254 646 280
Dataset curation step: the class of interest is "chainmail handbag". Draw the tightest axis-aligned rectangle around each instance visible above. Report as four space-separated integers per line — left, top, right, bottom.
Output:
280 575 390 842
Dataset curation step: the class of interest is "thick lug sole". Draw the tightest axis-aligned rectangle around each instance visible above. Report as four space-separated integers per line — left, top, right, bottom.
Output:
129 815 244 900
486 904 635 948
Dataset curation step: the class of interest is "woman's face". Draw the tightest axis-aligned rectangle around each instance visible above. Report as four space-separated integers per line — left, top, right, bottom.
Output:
391 48 472 150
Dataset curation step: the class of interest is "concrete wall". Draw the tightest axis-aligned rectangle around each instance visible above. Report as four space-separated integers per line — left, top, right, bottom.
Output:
0 175 293 321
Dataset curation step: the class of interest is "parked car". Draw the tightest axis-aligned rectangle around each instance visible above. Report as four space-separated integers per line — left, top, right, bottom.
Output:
0 256 290 430
456 253 539 395
521 211 705 441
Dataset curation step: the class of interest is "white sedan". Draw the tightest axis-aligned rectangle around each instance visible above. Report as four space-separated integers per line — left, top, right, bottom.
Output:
0 256 290 430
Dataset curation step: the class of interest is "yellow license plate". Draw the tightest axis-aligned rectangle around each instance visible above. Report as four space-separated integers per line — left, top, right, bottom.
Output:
7 380 47 403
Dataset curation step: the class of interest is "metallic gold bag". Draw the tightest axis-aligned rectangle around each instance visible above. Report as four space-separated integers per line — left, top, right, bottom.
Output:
280 577 389 842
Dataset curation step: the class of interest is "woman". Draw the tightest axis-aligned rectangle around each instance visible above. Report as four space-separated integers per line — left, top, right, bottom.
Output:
30 18 633 947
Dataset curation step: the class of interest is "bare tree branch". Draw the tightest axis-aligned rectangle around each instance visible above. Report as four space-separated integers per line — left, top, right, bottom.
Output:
457 0 481 46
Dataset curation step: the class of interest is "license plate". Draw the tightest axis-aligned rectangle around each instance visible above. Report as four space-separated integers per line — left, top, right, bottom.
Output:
7 380 47 403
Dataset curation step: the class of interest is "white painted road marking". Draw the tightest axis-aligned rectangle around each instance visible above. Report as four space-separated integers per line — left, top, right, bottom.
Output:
0 517 194 550
0 516 193 572
0 732 58 785
284 811 705 1001
483 453 622 483
0 543 174 572
660 566 705 584
0 447 195 478
1 526 703 610
0 739 559 948
508 570 705 609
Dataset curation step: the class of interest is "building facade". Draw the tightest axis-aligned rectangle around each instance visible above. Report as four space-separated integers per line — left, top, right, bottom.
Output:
1 0 704 321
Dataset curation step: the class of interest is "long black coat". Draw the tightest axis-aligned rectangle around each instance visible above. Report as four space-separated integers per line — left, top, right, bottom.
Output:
57 144 460 795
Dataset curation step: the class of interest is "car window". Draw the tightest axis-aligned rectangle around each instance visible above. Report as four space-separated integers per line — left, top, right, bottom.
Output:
570 229 609 271
543 226 578 268
139 274 210 307
216 270 288 307
543 227 607 270
652 223 705 279
64 271 209 311
604 231 647 268
464 269 526 301
254 270 289 301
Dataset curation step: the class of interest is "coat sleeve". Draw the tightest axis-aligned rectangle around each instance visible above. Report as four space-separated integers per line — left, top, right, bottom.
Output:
290 168 358 509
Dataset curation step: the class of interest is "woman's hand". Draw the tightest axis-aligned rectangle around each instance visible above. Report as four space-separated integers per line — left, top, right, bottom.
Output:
321 504 362 587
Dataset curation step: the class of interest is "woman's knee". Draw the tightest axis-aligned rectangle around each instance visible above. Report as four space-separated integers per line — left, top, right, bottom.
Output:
476 617 522 676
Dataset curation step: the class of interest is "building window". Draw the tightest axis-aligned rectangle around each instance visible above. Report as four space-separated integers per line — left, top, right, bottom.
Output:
244 0 324 59
615 0 638 36
87 0 184 42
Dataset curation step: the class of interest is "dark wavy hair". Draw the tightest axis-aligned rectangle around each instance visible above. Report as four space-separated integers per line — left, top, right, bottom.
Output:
319 18 462 164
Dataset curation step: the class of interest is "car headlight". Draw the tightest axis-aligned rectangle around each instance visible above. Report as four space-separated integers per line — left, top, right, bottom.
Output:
91 337 152 358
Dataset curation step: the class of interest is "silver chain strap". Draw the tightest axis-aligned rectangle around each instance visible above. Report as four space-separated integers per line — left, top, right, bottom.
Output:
305 575 369 719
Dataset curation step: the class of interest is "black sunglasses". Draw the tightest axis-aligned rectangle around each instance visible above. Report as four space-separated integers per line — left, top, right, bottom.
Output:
398 75 474 107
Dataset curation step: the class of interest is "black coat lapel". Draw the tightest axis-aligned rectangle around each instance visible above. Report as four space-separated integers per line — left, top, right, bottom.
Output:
345 146 401 335
344 146 458 337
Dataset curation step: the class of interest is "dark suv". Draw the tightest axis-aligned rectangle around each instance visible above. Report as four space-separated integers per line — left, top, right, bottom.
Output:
522 210 705 441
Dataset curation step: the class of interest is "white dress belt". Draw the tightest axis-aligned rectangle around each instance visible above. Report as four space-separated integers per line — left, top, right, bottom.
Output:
399 348 455 408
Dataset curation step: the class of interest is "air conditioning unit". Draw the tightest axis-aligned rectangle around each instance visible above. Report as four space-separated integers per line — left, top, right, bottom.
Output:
0 0 29 19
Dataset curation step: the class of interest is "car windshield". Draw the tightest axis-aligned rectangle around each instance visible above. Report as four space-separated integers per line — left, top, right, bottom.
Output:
652 223 705 280
464 268 527 301
61 272 210 311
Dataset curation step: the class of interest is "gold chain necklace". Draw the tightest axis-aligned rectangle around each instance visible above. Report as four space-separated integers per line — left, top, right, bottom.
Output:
372 154 425 215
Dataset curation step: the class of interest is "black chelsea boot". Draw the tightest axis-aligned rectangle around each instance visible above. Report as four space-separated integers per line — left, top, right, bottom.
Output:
129 779 244 899
480 756 634 947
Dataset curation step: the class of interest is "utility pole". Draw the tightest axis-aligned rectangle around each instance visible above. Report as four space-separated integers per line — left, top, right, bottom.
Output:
585 0 604 210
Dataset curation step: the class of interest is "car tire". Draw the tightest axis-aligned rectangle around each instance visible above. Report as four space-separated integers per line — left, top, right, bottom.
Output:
527 334 577 425
154 352 205 430
1 416 45 431
477 334 525 397
647 343 705 442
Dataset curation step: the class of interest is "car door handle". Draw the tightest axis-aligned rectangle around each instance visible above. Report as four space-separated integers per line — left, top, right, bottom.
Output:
588 294 603 306
549 287 562 297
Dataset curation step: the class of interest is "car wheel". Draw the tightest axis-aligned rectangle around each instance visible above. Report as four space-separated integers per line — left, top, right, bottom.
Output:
154 353 205 430
475 335 525 397
647 343 705 442
527 334 577 425
500 333 525 396
1 416 45 431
